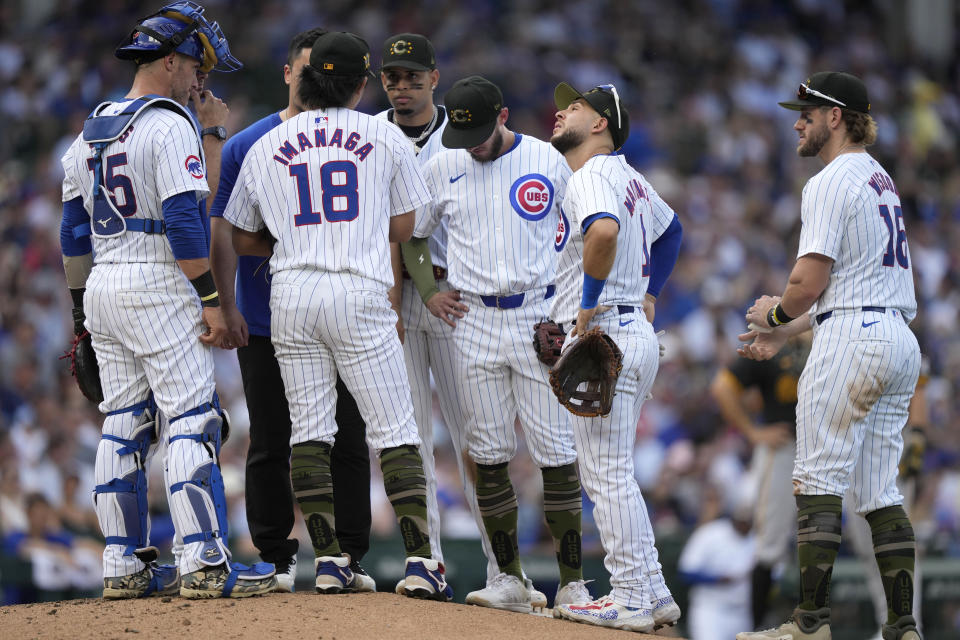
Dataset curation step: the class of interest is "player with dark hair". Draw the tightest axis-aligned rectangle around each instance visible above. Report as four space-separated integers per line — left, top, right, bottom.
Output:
223 31 449 600
209 27 373 593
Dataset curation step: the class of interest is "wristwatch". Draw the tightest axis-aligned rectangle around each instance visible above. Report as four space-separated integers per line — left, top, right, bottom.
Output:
200 126 227 141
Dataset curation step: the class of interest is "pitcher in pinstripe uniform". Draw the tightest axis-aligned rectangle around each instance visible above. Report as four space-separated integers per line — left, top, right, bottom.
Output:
739 72 922 640
223 31 451 600
410 75 589 613
59 2 276 599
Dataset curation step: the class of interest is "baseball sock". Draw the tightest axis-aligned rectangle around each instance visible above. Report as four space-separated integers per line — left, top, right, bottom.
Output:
380 445 431 558
291 441 340 557
865 505 916 624
475 461 523 580
796 494 842 611
541 463 582 585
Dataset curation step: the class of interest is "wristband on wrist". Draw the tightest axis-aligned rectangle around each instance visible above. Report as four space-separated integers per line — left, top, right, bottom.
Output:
190 270 220 307
581 273 606 310
767 303 794 327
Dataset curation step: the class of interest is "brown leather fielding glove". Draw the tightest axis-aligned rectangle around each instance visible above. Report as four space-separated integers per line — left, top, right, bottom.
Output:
549 327 623 417
533 320 566 366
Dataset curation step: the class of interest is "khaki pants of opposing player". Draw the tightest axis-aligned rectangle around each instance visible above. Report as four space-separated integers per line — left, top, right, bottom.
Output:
270 270 420 450
569 306 672 609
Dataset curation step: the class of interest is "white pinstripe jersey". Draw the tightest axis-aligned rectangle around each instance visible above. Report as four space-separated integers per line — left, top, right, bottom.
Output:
797 152 917 323
60 101 209 264
376 107 449 268
414 133 571 294
223 107 432 289
551 155 676 326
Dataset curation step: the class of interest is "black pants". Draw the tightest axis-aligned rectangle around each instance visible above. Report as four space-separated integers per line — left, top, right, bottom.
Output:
238 335 371 564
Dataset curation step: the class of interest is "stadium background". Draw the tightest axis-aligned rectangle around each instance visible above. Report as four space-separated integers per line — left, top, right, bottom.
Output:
0 1 957 637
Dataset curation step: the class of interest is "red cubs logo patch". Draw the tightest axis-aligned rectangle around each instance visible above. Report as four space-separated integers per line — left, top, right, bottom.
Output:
509 173 555 221
555 205 570 252
184 155 204 179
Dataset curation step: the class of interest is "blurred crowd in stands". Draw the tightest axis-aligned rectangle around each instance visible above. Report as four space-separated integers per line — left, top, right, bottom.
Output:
1 0 957 623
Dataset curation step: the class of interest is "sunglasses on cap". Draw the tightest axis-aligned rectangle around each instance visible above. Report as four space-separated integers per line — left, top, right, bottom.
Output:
596 83 622 128
798 83 845 107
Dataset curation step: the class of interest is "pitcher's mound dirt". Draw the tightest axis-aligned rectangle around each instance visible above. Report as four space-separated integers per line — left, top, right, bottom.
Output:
0 592 686 639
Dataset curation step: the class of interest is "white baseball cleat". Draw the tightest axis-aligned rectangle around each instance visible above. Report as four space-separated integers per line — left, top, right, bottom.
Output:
652 596 682 628
552 579 592 618
274 555 297 593
555 594 655 633
465 573 533 613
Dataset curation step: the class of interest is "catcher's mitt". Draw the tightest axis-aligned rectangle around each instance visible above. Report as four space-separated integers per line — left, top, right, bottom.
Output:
549 328 623 417
533 320 566 366
60 308 103 404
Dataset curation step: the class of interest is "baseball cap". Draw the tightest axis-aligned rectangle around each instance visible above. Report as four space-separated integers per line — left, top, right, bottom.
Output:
778 71 870 113
554 82 630 151
381 33 436 71
442 76 504 149
309 31 376 78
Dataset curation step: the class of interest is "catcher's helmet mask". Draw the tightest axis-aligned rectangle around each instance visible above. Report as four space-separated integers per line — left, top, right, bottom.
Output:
115 1 241 73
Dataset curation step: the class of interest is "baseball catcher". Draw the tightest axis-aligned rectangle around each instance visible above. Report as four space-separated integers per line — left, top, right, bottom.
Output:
549 328 623 417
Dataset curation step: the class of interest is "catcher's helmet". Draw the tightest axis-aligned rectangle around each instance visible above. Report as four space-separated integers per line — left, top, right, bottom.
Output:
115 2 241 73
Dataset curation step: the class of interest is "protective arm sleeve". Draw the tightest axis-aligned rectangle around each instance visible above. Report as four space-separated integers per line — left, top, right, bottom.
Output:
163 191 209 260
648 215 682 298
400 237 440 303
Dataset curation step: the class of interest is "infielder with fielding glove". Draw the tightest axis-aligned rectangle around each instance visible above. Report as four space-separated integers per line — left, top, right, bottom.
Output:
548 81 683 633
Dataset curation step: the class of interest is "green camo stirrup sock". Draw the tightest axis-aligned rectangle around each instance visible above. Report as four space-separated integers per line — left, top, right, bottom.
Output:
380 445 432 558
291 441 341 558
865 505 916 624
541 463 583 585
796 494 842 611
476 461 523 579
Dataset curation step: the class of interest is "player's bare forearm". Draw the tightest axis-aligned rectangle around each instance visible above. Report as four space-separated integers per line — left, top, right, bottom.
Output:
389 242 403 310
389 210 415 242
190 88 228 212
232 226 273 257
642 292 656 323
582 217 619 279
780 253 833 318
177 256 213 281
210 217 238 307
709 370 755 436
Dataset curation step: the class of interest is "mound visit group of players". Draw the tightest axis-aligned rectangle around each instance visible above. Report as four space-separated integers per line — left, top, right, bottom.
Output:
60 3 926 639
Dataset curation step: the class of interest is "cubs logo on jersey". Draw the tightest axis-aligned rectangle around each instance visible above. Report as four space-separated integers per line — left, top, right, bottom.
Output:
185 155 204 179
555 205 569 252
509 173 555 221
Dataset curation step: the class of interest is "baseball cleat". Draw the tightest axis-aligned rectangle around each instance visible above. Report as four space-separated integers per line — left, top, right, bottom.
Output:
180 562 277 599
882 615 922 640
314 555 354 594
736 607 831 640
552 579 593 618
400 556 453 601
274 555 297 593
524 577 547 613
555 595 655 633
348 561 377 592
652 596 682 629
103 564 179 599
465 573 532 613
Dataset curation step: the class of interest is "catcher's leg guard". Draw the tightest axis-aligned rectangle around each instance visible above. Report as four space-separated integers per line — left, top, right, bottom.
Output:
168 414 231 568
94 396 158 574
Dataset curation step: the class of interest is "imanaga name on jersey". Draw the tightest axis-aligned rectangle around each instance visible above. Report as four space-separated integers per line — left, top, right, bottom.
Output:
272 127 374 166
